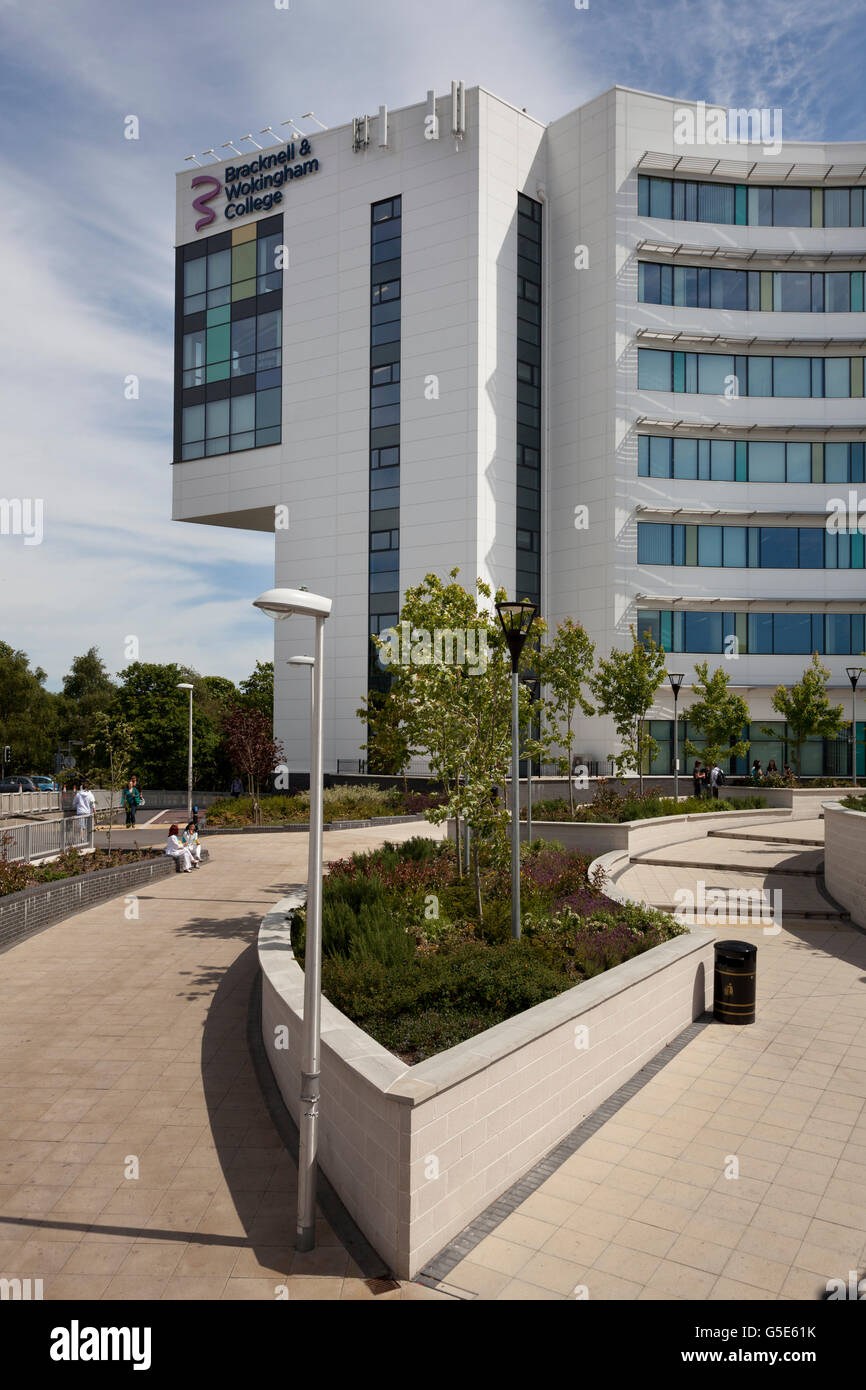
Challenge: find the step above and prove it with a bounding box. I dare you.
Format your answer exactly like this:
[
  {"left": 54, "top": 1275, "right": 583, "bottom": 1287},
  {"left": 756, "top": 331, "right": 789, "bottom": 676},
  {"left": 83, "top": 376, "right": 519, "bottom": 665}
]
[
  {"left": 628, "top": 855, "right": 822, "bottom": 877},
  {"left": 706, "top": 830, "right": 824, "bottom": 848}
]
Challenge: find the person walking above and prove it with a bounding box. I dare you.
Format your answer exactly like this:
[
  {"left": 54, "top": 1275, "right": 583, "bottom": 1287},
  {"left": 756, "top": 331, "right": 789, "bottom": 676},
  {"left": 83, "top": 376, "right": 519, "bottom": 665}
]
[
  {"left": 709, "top": 762, "right": 722, "bottom": 799},
  {"left": 230, "top": 776, "right": 243, "bottom": 799},
  {"left": 692, "top": 760, "right": 706, "bottom": 799},
  {"left": 72, "top": 782, "right": 95, "bottom": 819},
  {"left": 165, "top": 824, "right": 194, "bottom": 872},
  {"left": 122, "top": 778, "right": 142, "bottom": 828}
]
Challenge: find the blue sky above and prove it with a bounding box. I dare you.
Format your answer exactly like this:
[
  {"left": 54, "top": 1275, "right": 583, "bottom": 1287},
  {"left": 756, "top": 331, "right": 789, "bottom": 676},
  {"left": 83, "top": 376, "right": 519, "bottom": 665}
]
[{"left": 1, "top": 0, "right": 864, "bottom": 690}]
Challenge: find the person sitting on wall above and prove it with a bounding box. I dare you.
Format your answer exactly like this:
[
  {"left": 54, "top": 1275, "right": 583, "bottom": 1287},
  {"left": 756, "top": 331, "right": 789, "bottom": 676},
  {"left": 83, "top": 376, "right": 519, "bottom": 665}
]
[
  {"left": 766, "top": 759, "right": 779, "bottom": 775},
  {"left": 181, "top": 820, "right": 203, "bottom": 865},
  {"left": 751, "top": 760, "right": 764, "bottom": 783},
  {"left": 165, "top": 824, "right": 194, "bottom": 873}
]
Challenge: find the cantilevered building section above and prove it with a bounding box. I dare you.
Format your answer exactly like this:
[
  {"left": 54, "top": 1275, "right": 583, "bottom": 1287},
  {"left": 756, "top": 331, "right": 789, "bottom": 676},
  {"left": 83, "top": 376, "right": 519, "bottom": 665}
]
[{"left": 172, "top": 86, "right": 866, "bottom": 775}]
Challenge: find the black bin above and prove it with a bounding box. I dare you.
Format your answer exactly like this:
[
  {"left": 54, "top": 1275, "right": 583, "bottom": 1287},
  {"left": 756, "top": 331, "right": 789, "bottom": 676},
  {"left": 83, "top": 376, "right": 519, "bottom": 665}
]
[{"left": 713, "top": 940, "right": 757, "bottom": 1025}]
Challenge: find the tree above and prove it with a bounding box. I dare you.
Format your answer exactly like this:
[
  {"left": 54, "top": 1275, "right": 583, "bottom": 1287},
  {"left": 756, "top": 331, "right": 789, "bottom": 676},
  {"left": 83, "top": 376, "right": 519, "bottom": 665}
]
[
  {"left": 591, "top": 627, "right": 667, "bottom": 792},
  {"left": 370, "top": 569, "right": 545, "bottom": 917},
  {"left": 0, "top": 643, "right": 58, "bottom": 771},
  {"left": 683, "top": 663, "right": 751, "bottom": 771},
  {"left": 83, "top": 712, "right": 134, "bottom": 853},
  {"left": 536, "top": 618, "right": 595, "bottom": 814},
  {"left": 356, "top": 686, "right": 413, "bottom": 786},
  {"left": 769, "top": 654, "right": 846, "bottom": 775},
  {"left": 221, "top": 704, "right": 284, "bottom": 825},
  {"left": 57, "top": 647, "right": 116, "bottom": 756},
  {"left": 113, "top": 662, "right": 235, "bottom": 788},
  {"left": 239, "top": 661, "right": 274, "bottom": 721}
]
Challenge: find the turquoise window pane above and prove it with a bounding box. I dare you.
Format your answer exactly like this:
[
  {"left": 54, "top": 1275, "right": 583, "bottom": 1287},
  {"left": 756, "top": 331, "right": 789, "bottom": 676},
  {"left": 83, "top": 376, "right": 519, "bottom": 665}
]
[
  {"left": 735, "top": 441, "right": 747, "bottom": 481},
  {"left": 638, "top": 349, "right": 671, "bottom": 390},
  {"left": 853, "top": 533, "right": 865, "bottom": 568},
  {"left": 672, "top": 352, "right": 685, "bottom": 392},
  {"left": 205, "top": 361, "right": 229, "bottom": 383},
  {"left": 206, "top": 324, "right": 230, "bottom": 364},
  {"left": 852, "top": 273, "right": 864, "bottom": 312},
  {"left": 735, "top": 185, "right": 747, "bottom": 225},
  {"left": 825, "top": 357, "right": 850, "bottom": 398},
  {"left": 660, "top": 611, "right": 673, "bottom": 650},
  {"left": 206, "top": 305, "right": 230, "bottom": 326}
]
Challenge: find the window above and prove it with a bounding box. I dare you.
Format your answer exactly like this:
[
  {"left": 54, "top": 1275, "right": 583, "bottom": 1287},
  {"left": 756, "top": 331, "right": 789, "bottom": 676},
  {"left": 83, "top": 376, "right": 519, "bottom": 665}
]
[
  {"left": 638, "top": 349, "right": 672, "bottom": 390},
  {"left": 638, "top": 174, "right": 866, "bottom": 228},
  {"left": 749, "top": 441, "right": 785, "bottom": 482}
]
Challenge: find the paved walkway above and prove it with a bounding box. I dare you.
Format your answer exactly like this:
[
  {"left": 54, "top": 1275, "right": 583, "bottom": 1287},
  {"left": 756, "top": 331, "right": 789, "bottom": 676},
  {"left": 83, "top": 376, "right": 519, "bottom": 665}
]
[
  {"left": 422, "top": 815, "right": 866, "bottom": 1299},
  {"left": 0, "top": 824, "right": 449, "bottom": 1301}
]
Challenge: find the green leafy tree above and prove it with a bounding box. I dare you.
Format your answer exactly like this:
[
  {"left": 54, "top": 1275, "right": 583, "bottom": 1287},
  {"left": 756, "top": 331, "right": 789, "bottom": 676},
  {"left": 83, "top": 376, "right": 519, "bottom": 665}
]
[
  {"left": 57, "top": 647, "right": 116, "bottom": 757},
  {"left": 0, "top": 643, "right": 58, "bottom": 771},
  {"left": 239, "top": 661, "right": 274, "bottom": 721},
  {"left": 114, "top": 662, "right": 222, "bottom": 788},
  {"left": 370, "top": 569, "right": 545, "bottom": 917},
  {"left": 768, "top": 654, "right": 846, "bottom": 775},
  {"left": 683, "top": 663, "right": 751, "bottom": 771},
  {"left": 537, "top": 618, "right": 595, "bottom": 814},
  {"left": 83, "top": 712, "right": 135, "bottom": 853},
  {"left": 591, "top": 627, "right": 667, "bottom": 793},
  {"left": 356, "top": 686, "right": 413, "bottom": 786}
]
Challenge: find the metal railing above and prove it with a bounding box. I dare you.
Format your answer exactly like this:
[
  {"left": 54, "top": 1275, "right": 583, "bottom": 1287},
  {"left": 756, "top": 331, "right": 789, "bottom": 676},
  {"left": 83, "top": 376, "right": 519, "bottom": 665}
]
[
  {"left": 0, "top": 815, "right": 93, "bottom": 865},
  {"left": 0, "top": 791, "right": 61, "bottom": 818}
]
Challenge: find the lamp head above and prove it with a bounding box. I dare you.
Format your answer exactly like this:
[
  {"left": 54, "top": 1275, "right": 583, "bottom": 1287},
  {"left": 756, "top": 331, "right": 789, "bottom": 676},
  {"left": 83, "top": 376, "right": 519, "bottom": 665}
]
[
  {"left": 495, "top": 599, "right": 538, "bottom": 672},
  {"left": 667, "top": 672, "right": 685, "bottom": 697},
  {"left": 846, "top": 666, "right": 864, "bottom": 690},
  {"left": 253, "top": 588, "right": 332, "bottom": 620},
  {"left": 176, "top": 682, "right": 194, "bottom": 691},
  {"left": 288, "top": 655, "right": 315, "bottom": 666}
]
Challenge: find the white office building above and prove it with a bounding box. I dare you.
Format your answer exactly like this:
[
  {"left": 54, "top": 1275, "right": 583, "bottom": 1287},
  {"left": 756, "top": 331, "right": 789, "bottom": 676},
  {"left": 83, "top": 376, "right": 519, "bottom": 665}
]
[{"left": 173, "top": 85, "right": 866, "bottom": 777}]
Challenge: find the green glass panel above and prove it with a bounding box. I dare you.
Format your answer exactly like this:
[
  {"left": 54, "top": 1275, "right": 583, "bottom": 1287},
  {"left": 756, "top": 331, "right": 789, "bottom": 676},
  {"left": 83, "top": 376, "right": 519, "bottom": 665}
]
[
  {"left": 660, "top": 610, "right": 673, "bottom": 650},
  {"left": 206, "top": 324, "right": 230, "bottom": 364},
  {"left": 811, "top": 188, "right": 823, "bottom": 227},
  {"left": 852, "top": 357, "right": 865, "bottom": 398},
  {"left": 231, "top": 241, "right": 256, "bottom": 283},
  {"left": 672, "top": 352, "right": 685, "bottom": 392},
  {"left": 205, "top": 361, "right": 230, "bottom": 383},
  {"left": 852, "top": 273, "right": 864, "bottom": 312},
  {"left": 812, "top": 442, "right": 823, "bottom": 482},
  {"left": 736, "top": 612, "right": 748, "bottom": 654},
  {"left": 760, "top": 272, "right": 773, "bottom": 311},
  {"left": 206, "top": 305, "right": 231, "bottom": 326},
  {"left": 673, "top": 610, "right": 684, "bottom": 649},
  {"left": 735, "top": 185, "right": 747, "bottom": 225},
  {"left": 685, "top": 526, "right": 698, "bottom": 566},
  {"left": 231, "top": 277, "right": 256, "bottom": 302},
  {"left": 852, "top": 533, "right": 865, "bottom": 568},
  {"left": 735, "top": 440, "right": 747, "bottom": 481}
]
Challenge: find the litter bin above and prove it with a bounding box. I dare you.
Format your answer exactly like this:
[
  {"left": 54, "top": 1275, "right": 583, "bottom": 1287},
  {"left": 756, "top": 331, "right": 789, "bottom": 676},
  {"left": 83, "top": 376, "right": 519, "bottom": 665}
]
[{"left": 713, "top": 939, "right": 757, "bottom": 1025}]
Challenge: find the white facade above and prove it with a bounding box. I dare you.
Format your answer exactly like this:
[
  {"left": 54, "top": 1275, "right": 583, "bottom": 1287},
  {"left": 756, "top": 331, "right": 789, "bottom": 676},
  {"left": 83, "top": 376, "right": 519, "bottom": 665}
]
[{"left": 173, "top": 86, "right": 866, "bottom": 772}]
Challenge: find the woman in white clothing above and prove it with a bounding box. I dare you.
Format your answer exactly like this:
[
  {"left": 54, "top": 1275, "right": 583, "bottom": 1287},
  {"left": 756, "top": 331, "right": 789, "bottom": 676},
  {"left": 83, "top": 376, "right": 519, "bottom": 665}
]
[
  {"left": 165, "top": 823, "right": 193, "bottom": 872},
  {"left": 182, "top": 821, "right": 203, "bottom": 864}
]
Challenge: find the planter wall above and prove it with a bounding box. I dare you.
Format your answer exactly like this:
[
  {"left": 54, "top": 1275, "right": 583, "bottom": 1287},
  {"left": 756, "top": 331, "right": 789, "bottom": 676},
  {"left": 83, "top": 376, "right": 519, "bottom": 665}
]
[
  {"left": 259, "top": 899, "right": 714, "bottom": 1280},
  {"left": 721, "top": 786, "right": 851, "bottom": 817},
  {"left": 0, "top": 852, "right": 207, "bottom": 953},
  {"left": 823, "top": 802, "right": 866, "bottom": 930},
  {"left": 450, "top": 807, "right": 792, "bottom": 858}
]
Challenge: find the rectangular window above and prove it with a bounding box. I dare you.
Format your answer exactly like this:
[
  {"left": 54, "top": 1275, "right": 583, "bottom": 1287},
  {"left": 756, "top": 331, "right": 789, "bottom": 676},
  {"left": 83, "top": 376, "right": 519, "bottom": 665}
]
[
  {"left": 698, "top": 526, "right": 723, "bottom": 567},
  {"left": 672, "top": 437, "right": 697, "bottom": 479},
  {"left": 772, "top": 357, "right": 811, "bottom": 397},
  {"left": 637, "top": 523, "right": 672, "bottom": 564},
  {"left": 684, "top": 612, "right": 723, "bottom": 652},
  {"left": 638, "top": 349, "right": 671, "bottom": 390},
  {"left": 697, "top": 354, "right": 734, "bottom": 395},
  {"left": 773, "top": 613, "right": 812, "bottom": 653},
  {"left": 825, "top": 357, "right": 850, "bottom": 398},
  {"left": 825, "top": 273, "right": 851, "bottom": 313},
  {"left": 748, "top": 441, "right": 786, "bottom": 482},
  {"left": 759, "top": 528, "right": 797, "bottom": 568},
  {"left": 772, "top": 187, "right": 811, "bottom": 226}
]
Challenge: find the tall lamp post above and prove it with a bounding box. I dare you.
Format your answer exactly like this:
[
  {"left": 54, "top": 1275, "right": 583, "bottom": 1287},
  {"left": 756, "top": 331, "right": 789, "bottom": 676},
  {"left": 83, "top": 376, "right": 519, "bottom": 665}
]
[
  {"left": 846, "top": 667, "right": 864, "bottom": 787},
  {"left": 254, "top": 587, "right": 333, "bottom": 1254},
  {"left": 496, "top": 599, "right": 538, "bottom": 941},
  {"left": 522, "top": 672, "right": 539, "bottom": 845},
  {"left": 176, "top": 683, "right": 194, "bottom": 822},
  {"left": 667, "top": 672, "right": 684, "bottom": 803}
]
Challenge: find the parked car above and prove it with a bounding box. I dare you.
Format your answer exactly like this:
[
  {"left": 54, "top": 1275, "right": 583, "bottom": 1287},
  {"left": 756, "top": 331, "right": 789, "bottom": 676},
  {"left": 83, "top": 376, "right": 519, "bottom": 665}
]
[
  {"left": 0, "top": 775, "right": 39, "bottom": 792},
  {"left": 28, "top": 774, "right": 58, "bottom": 791}
]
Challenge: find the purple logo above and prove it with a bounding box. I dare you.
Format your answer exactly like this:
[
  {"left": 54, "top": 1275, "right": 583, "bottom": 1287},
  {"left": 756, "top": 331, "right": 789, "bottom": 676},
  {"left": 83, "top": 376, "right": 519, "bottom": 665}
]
[{"left": 191, "top": 175, "right": 221, "bottom": 231}]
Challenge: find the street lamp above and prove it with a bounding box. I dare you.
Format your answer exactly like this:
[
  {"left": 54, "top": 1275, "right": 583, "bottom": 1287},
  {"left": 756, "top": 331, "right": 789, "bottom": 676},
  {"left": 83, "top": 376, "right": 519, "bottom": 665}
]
[
  {"left": 522, "top": 672, "right": 539, "bottom": 845},
  {"left": 667, "top": 673, "right": 685, "bottom": 803},
  {"left": 496, "top": 599, "right": 538, "bottom": 941},
  {"left": 176, "top": 684, "right": 194, "bottom": 822},
  {"left": 254, "top": 588, "right": 332, "bottom": 1254},
  {"left": 846, "top": 667, "right": 864, "bottom": 787}
]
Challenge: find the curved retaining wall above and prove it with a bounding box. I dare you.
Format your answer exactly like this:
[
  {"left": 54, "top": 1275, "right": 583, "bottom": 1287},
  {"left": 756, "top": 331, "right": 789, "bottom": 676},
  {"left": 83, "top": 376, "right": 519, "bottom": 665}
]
[
  {"left": 259, "top": 898, "right": 714, "bottom": 1279},
  {"left": 0, "top": 852, "right": 208, "bottom": 953},
  {"left": 452, "top": 807, "right": 793, "bottom": 857},
  {"left": 823, "top": 802, "right": 866, "bottom": 930}
]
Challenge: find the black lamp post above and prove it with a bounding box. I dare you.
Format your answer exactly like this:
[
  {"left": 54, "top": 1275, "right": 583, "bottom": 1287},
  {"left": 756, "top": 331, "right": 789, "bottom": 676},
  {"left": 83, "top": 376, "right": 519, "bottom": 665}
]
[
  {"left": 496, "top": 599, "right": 538, "bottom": 940},
  {"left": 522, "top": 672, "right": 539, "bottom": 843},
  {"left": 846, "top": 667, "right": 864, "bottom": 787},
  {"left": 667, "top": 672, "right": 685, "bottom": 802}
]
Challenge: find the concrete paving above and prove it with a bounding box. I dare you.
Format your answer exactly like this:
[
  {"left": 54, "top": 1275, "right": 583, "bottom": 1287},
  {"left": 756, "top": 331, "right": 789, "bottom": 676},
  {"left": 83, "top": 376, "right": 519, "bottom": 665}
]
[
  {"left": 423, "top": 815, "right": 866, "bottom": 1300},
  {"left": 0, "top": 823, "right": 450, "bottom": 1301}
]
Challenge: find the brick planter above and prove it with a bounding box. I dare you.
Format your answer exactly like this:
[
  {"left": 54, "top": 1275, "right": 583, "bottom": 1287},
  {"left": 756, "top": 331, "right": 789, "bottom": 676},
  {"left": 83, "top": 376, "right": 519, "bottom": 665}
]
[{"left": 0, "top": 852, "right": 209, "bottom": 953}]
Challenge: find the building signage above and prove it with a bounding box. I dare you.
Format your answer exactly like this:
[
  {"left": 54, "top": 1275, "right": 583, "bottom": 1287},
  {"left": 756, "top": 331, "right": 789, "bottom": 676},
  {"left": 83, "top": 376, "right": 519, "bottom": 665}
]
[{"left": 191, "top": 139, "right": 320, "bottom": 230}]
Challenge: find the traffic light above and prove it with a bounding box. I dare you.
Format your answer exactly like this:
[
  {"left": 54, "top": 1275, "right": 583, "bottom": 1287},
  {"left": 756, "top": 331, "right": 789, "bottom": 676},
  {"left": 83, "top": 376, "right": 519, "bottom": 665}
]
[{"left": 2, "top": 746, "right": 10, "bottom": 765}]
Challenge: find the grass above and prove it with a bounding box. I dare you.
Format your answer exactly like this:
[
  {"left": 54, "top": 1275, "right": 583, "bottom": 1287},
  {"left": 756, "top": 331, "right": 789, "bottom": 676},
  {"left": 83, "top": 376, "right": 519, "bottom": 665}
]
[
  {"left": 291, "top": 837, "right": 685, "bottom": 1064},
  {"left": 206, "top": 783, "right": 441, "bottom": 827},
  {"left": 522, "top": 789, "right": 767, "bottom": 823}
]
